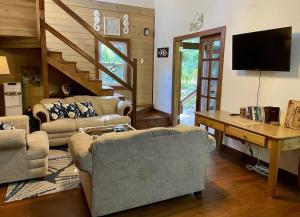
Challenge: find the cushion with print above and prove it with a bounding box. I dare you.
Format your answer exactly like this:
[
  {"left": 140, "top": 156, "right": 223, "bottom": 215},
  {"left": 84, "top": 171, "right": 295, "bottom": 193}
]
[
  {"left": 76, "top": 102, "right": 97, "bottom": 118},
  {"left": 43, "top": 101, "right": 66, "bottom": 121},
  {"left": 0, "top": 122, "right": 15, "bottom": 130},
  {"left": 62, "top": 103, "right": 81, "bottom": 119}
]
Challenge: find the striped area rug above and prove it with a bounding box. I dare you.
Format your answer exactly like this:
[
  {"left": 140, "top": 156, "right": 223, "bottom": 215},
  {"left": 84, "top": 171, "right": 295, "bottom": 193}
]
[{"left": 5, "top": 149, "right": 81, "bottom": 203}]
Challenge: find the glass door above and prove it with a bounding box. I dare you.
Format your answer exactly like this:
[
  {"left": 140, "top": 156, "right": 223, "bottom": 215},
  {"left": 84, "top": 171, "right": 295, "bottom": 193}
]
[{"left": 197, "top": 35, "right": 222, "bottom": 113}]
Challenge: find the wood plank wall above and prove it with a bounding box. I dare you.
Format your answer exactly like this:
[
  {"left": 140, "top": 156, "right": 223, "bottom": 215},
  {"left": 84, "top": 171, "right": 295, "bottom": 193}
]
[
  {"left": 0, "top": 0, "right": 38, "bottom": 37},
  {"left": 0, "top": 49, "right": 43, "bottom": 110},
  {"left": 45, "top": 0, "right": 154, "bottom": 105}
]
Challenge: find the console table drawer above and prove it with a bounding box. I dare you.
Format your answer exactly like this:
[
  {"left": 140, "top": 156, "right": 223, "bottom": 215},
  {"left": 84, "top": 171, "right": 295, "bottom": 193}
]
[
  {"left": 196, "top": 116, "right": 225, "bottom": 131},
  {"left": 225, "top": 126, "right": 266, "bottom": 147}
]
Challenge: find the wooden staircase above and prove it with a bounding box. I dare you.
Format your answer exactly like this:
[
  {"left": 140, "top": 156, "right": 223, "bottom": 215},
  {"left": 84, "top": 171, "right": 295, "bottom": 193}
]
[
  {"left": 47, "top": 51, "right": 113, "bottom": 96},
  {"left": 38, "top": 0, "right": 138, "bottom": 126}
]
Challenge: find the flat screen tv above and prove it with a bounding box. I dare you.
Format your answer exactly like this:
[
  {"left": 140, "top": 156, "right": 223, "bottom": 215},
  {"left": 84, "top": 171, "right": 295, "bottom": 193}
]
[{"left": 232, "top": 27, "right": 292, "bottom": 71}]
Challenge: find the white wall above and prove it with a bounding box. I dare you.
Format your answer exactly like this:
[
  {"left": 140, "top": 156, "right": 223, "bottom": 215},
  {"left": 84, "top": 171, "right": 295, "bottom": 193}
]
[
  {"left": 98, "top": 0, "right": 154, "bottom": 8},
  {"left": 154, "top": 0, "right": 300, "bottom": 174}
]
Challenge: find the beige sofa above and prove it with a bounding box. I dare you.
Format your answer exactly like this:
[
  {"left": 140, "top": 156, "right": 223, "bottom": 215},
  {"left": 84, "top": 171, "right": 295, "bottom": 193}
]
[
  {"left": 69, "top": 125, "right": 216, "bottom": 217},
  {"left": 0, "top": 115, "right": 49, "bottom": 184},
  {"left": 33, "top": 96, "right": 132, "bottom": 147}
]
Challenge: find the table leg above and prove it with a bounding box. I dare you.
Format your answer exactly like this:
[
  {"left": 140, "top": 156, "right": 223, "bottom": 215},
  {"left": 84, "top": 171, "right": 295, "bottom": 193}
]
[
  {"left": 215, "top": 130, "right": 223, "bottom": 151},
  {"left": 267, "top": 139, "right": 281, "bottom": 197}
]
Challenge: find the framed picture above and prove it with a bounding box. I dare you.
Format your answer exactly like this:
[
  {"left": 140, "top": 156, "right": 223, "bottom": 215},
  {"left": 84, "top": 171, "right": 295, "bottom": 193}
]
[
  {"left": 21, "top": 66, "right": 41, "bottom": 87},
  {"left": 104, "top": 17, "right": 121, "bottom": 36},
  {"left": 285, "top": 100, "right": 300, "bottom": 130}
]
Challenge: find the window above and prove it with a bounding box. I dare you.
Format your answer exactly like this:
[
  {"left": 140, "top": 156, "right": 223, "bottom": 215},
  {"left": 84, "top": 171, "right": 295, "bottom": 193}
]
[{"left": 98, "top": 40, "right": 129, "bottom": 86}]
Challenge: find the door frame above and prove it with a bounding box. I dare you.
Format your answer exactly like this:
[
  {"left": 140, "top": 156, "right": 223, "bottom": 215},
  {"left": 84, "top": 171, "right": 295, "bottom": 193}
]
[{"left": 171, "top": 26, "right": 226, "bottom": 126}]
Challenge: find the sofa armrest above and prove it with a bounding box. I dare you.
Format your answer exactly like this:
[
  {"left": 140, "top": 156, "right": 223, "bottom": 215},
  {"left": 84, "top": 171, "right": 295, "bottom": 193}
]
[
  {"left": 208, "top": 134, "right": 216, "bottom": 152},
  {"left": 26, "top": 131, "right": 49, "bottom": 160},
  {"left": 117, "top": 100, "right": 133, "bottom": 116},
  {"left": 68, "top": 133, "right": 93, "bottom": 174},
  {"left": 0, "top": 129, "right": 26, "bottom": 150},
  {"left": 33, "top": 104, "right": 50, "bottom": 124},
  {"left": 0, "top": 115, "right": 29, "bottom": 133}
]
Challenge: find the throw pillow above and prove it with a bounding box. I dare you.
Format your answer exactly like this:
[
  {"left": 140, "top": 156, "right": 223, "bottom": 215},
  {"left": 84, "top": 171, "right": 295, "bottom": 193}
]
[
  {"left": 0, "top": 122, "right": 15, "bottom": 130},
  {"left": 76, "top": 102, "right": 97, "bottom": 118},
  {"left": 62, "top": 103, "right": 81, "bottom": 119},
  {"left": 43, "top": 101, "right": 66, "bottom": 121}
]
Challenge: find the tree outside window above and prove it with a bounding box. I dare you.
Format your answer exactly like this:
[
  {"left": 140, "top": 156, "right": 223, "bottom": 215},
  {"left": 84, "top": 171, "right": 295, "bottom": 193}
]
[{"left": 98, "top": 41, "right": 128, "bottom": 86}]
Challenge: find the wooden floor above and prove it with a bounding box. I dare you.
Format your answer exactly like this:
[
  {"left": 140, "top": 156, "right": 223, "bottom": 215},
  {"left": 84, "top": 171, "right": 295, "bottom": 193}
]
[{"left": 1, "top": 148, "right": 300, "bottom": 217}]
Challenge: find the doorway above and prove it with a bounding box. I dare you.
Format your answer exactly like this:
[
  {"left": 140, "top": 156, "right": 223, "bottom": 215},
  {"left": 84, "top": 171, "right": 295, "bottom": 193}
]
[{"left": 172, "top": 27, "right": 226, "bottom": 126}]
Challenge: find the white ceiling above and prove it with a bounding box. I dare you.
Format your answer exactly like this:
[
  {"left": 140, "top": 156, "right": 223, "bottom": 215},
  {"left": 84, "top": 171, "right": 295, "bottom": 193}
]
[{"left": 97, "top": 0, "right": 155, "bottom": 8}]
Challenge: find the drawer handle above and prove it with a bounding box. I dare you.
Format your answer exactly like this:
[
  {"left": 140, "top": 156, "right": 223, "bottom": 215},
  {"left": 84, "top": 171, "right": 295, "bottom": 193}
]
[{"left": 243, "top": 135, "right": 247, "bottom": 140}]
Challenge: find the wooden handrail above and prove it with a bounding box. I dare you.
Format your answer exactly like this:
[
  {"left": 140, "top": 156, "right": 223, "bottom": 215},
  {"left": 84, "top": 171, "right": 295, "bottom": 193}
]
[
  {"left": 52, "top": 0, "right": 136, "bottom": 68},
  {"left": 180, "top": 89, "right": 197, "bottom": 114},
  {"left": 45, "top": 23, "right": 133, "bottom": 91}
]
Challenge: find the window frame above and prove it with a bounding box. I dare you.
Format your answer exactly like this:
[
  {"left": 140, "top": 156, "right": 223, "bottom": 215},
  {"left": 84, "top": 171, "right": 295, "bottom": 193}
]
[{"left": 95, "top": 37, "right": 131, "bottom": 89}]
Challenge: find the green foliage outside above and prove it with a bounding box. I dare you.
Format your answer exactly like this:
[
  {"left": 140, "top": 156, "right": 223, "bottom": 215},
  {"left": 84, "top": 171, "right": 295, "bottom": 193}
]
[{"left": 180, "top": 38, "right": 199, "bottom": 113}]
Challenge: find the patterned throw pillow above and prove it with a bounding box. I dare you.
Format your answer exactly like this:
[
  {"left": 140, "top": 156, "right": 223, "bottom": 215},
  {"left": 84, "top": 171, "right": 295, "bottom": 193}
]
[
  {"left": 43, "top": 101, "right": 66, "bottom": 121},
  {"left": 62, "top": 103, "right": 81, "bottom": 119},
  {"left": 0, "top": 122, "right": 15, "bottom": 130},
  {"left": 76, "top": 102, "right": 97, "bottom": 118}
]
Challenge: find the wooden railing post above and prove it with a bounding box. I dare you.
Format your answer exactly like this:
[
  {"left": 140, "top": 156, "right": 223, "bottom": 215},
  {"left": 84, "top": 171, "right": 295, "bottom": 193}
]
[
  {"left": 39, "top": 0, "right": 49, "bottom": 98},
  {"left": 132, "top": 59, "right": 138, "bottom": 127}
]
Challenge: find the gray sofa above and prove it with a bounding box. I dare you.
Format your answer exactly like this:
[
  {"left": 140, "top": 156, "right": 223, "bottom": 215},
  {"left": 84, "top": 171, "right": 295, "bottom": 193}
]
[
  {"left": 69, "top": 125, "right": 216, "bottom": 217},
  {"left": 33, "top": 95, "right": 132, "bottom": 147},
  {"left": 0, "top": 115, "right": 49, "bottom": 184}
]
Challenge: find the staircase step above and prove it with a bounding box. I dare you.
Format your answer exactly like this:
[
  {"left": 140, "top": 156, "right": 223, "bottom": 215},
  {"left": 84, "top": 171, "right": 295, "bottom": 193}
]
[
  {"left": 47, "top": 51, "right": 62, "bottom": 62},
  {"left": 137, "top": 104, "right": 154, "bottom": 117},
  {"left": 136, "top": 109, "right": 171, "bottom": 129}
]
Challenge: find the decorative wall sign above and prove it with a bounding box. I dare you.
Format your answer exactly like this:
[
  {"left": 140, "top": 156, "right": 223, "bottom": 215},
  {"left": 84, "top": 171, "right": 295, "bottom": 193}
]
[
  {"left": 123, "top": 14, "right": 129, "bottom": 34},
  {"left": 93, "top": 10, "right": 101, "bottom": 32},
  {"left": 104, "top": 17, "right": 121, "bottom": 36},
  {"left": 190, "top": 12, "right": 204, "bottom": 32},
  {"left": 157, "top": 47, "right": 169, "bottom": 58}
]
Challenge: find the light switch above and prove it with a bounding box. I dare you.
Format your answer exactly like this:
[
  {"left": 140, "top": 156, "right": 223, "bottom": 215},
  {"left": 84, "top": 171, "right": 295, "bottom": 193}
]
[{"left": 141, "top": 58, "right": 144, "bottom": 64}]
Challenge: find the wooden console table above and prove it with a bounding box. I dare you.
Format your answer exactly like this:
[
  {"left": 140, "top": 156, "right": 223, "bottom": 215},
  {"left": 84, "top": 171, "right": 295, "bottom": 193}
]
[{"left": 195, "top": 110, "right": 300, "bottom": 197}]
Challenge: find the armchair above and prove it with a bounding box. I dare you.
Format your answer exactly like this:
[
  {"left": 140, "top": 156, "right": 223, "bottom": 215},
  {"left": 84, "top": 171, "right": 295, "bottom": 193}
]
[{"left": 0, "top": 115, "right": 49, "bottom": 184}]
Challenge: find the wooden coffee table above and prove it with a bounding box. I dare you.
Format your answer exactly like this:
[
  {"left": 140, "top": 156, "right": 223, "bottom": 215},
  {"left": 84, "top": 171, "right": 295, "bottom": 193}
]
[{"left": 79, "top": 124, "right": 135, "bottom": 137}]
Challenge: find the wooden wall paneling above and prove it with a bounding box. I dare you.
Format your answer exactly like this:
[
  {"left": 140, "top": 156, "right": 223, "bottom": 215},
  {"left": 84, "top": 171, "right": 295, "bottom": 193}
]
[
  {"left": 0, "top": 48, "right": 43, "bottom": 111},
  {"left": 0, "top": 0, "right": 38, "bottom": 37},
  {"left": 44, "top": 0, "right": 154, "bottom": 105}
]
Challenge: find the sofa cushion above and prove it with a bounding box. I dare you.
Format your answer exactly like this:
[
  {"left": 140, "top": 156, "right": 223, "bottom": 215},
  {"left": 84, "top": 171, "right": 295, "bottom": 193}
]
[
  {"left": 62, "top": 103, "right": 81, "bottom": 119},
  {"left": 40, "top": 98, "right": 63, "bottom": 104},
  {"left": 43, "top": 102, "right": 66, "bottom": 121},
  {"left": 74, "top": 117, "right": 105, "bottom": 130},
  {"left": 76, "top": 102, "right": 97, "bottom": 118},
  {"left": 100, "top": 114, "right": 131, "bottom": 125},
  {"left": 41, "top": 118, "right": 76, "bottom": 134},
  {"left": 85, "top": 96, "right": 118, "bottom": 115}
]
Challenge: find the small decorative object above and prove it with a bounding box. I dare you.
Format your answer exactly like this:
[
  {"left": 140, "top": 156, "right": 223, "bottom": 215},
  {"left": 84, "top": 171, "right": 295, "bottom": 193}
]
[
  {"left": 114, "top": 124, "right": 126, "bottom": 132},
  {"left": 190, "top": 12, "right": 204, "bottom": 32},
  {"left": 123, "top": 14, "right": 129, "bottom": 34},
  {"left": 240, "top": 107, "right": 246, "bottom": 118},
  {"left": 285, "top": 100, "right": 300, "bottom": 130},
  {"left": 21, "top": 66, "right": 41, "bottom": 87},
  {"left": 144, "top": 28, "right": 149, "bottom": 36},
  {"left": 157, "top": 47, "right": 169, "bottom": 58},
  {"left": 93, "top": 10, "right": 101, "bottom": 32},
  {"left": 61, "top": 83, "right": 71, "bottom": 96},
  {"left": 104, "top": 17, "right": 121, "bottom": 36},
  {"left": 0, "top": 121, "right": 15, "bottom": 130}
]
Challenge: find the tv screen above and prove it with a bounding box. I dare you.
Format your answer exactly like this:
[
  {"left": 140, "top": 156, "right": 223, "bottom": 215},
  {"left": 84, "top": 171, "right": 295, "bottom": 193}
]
[{"left": 232, "top": 27, "right": 292, "bottom": 71}]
